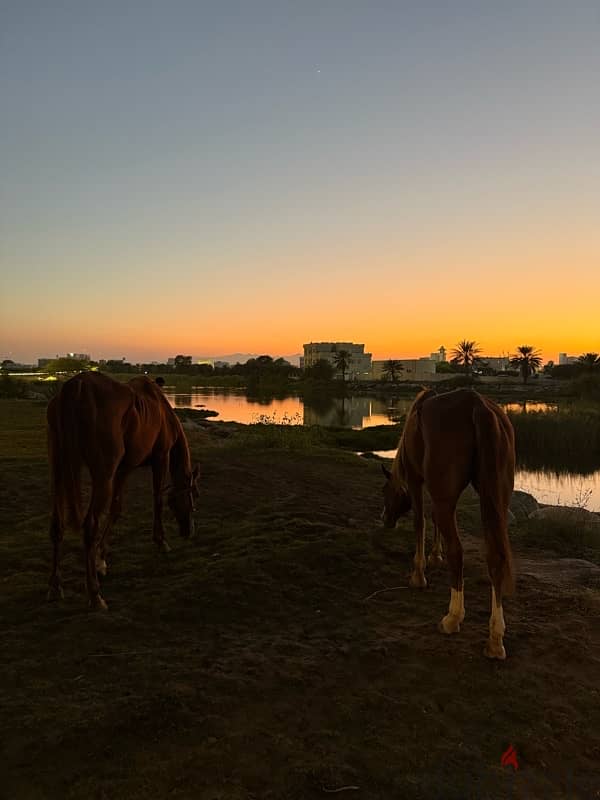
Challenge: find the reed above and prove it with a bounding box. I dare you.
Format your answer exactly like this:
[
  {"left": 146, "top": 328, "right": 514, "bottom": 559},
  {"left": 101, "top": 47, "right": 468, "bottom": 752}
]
[{"left": 509, "top": 408, "right": 600, "bottom": 474}]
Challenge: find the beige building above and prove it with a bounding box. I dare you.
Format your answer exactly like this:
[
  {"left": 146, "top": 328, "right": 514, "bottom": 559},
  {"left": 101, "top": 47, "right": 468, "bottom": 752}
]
[
  {"left": 371, "top": 358, "right": 437, "bottom": 382},
  {"left": 303, "top": 342, "right": 372, "bottom": 380}
]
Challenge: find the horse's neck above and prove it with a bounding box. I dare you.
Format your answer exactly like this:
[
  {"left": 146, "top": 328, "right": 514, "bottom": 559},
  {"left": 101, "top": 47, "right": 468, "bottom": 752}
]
[
  {"left": 169, "top": 435, "right": 191, "bottom": 482},
  {"left": 392, "top": 439, "right": 407, "bottom": 488}
]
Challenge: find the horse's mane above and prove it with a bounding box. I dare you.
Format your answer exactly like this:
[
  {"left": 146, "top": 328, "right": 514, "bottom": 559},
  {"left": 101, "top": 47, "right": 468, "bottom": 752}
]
[{"left": 391, "top": 388, "right": 436, "bottom": 491}]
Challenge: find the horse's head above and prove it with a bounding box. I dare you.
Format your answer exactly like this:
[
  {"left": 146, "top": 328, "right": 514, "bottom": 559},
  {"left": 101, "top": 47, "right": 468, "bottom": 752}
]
[
  {"left": 168, "top": 465, "right": 200, "bottom": 538},
  {"left": 381, "top": 463, "right": 412, "bottom": 528}
]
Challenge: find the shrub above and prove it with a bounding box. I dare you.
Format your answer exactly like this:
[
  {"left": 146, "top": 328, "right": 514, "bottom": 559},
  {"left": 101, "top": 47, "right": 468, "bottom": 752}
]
[{"left": 571, "top": 373, "right": 600, "bottom": 402}]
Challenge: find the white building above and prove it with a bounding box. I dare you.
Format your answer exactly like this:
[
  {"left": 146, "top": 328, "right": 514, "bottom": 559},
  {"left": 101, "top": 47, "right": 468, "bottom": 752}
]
[
  {"left": 479, "top": 356, "right": 510, "bottom": 372},
  {"left": 558, "top": 353, "right": 578, "bottom": 365},
  {"left": 302, "top": 342, "right": 372, "bottom": 379}
]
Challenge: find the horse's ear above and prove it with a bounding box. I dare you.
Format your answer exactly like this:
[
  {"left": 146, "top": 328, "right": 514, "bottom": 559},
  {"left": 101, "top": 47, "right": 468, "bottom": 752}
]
[{"left": 381, "top": 464, "right": 392, "bottom": 480}]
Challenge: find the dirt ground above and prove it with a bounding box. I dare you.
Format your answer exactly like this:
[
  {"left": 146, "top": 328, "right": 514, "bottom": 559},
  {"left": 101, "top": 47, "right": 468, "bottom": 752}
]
[{"left": 1, "top": 402, "right": 599, "bottom": 799}]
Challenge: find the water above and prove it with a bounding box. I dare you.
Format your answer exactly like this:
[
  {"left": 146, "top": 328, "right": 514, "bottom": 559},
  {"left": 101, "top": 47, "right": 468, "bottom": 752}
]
[
  {"left": 166, "top": 388, "right": 412, "bottom": 428},
  {"left": 366, "top": 450, "right": 600, "bottom": 512},
  {"left": 165, "top": 389, "right": 600, "bottom": 511}
]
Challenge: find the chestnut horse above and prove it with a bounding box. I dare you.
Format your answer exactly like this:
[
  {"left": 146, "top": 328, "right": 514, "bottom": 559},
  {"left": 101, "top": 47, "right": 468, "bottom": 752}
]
[
  {"left": 381, "top": 388, "right": 515, "bottom": 659},
  {"left": 47, "top": 372, "right": 199, "bottom": 609}
]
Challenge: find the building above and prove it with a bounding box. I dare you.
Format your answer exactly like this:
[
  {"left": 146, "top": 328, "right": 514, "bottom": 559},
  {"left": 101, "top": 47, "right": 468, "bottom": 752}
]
[
  {"left": 302, "top": 342, "right": 372, "bottom": 380},
  {"left": 479, "top": 356, "right": 510, "bottom": 372},
  {"left": 558, "top": 353, "right": 578, "bottom": 365},
  {"left": 371, "top": 358, "right": 437, "bottom": 382},
  {"left": 429, "top": 346, "right": 447, "bottom": 363}
]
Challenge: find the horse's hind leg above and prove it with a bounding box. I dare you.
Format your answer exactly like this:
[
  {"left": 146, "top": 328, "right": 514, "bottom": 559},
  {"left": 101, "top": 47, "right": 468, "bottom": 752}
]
[
  {"left": 484, "top": 532, "right": 510, "bottom": 660},
  {"left": 84, "top": 477, "right": 113, "bottom": 610},
  {"left": 435, "top": 504, "right": 465, "bottom": 634},
  {"left": 47, "top": 508, "right": 65, "bottom": 601},
  {"left": 427, "top": 512, "right": 444, "bottom": 568},
  {"left": 97, "top": 466, "right": 128, "bottom": 575},
  {"left": 484, "top": 586, "right": 507, "bottom": 660}
]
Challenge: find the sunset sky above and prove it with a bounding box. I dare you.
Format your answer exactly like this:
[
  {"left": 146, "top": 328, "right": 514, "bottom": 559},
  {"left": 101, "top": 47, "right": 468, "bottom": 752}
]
[{"left": 2, "top": 2, "right": 599, "bottom": 364}]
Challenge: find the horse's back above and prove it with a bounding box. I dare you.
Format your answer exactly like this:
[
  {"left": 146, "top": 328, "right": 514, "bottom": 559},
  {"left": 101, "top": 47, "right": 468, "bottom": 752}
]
[
  {"left": 407, "top": 389, "right": 513, "bottom": 491},
  {"left": 51, "top": 372, "right": 136, "bottom": 466}
]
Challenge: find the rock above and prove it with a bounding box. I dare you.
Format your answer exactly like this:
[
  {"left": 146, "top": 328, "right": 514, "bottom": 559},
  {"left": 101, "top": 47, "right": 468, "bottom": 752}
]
[
  {"left": 528, "top": 506, "right": 600, "bottom": 532},
  {"left": 510, "top": 490, "right": 539, "bottom": 521}
]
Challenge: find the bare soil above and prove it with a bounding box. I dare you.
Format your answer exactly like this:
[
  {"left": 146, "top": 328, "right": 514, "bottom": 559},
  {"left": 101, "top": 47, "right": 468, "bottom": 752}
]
[{"left": 1, "top": 402, "right": 599, "bottom": 799}]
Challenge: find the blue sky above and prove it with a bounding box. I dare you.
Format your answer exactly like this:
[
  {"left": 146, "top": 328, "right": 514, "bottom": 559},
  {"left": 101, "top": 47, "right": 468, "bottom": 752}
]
[{"left": 2, "top": 1, "right": 599, "bottom": 361}]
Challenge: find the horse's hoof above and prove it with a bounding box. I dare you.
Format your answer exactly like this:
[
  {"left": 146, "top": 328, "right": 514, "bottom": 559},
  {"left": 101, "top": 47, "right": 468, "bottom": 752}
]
[
  {"left": 409, "top": 572, "right": 427, "bottom": 589},
  {"left": 96, "top": 559, "right": 108, "bottom": 576},
  {"left": 47, "top": 585, "right": 64, "bottom": 602},
  {"left": 484, "top": 641, "right": 507, "bottom": 660},
  {"left": 439, "top": 613, "right": 462, "bottom": 634},
  {"left": 89, "top": 594, "right": 108, "bottom": 611}
]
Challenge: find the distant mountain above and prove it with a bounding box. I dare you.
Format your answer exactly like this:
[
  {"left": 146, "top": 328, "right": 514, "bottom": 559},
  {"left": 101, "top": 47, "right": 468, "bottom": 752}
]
[{"left": 194, "top": 353, "right": 302, "bottom": 367}]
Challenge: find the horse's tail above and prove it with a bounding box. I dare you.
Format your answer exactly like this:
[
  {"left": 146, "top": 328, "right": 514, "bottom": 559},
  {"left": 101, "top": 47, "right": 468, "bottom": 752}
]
[
  {"left": 48, "top": 377, "right": 84, "bottom": 530},
  {"left": 473, "top": 399, "right": 515, "bottom": 596}
]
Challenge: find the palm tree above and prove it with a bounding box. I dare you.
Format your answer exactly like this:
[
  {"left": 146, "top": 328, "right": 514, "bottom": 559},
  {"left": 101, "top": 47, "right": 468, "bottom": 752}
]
[
  {"left": 332, "top": 349, "right": 351, "bottom": 382},
  {"left": 382, "top": 359, "right": 403, "bottom": 383},
  {"left": 577, "top": 352, "right": 600, "bottom": 372},
  {"left": 510, "top": 345, "right": 543, "bottom": 384},
  {"left": 451, "top": 340, "right": 481, "bottom": 376}
]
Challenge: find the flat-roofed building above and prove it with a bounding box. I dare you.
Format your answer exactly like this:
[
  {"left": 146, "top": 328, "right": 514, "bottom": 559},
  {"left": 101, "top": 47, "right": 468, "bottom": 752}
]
[
  {"left": 302, "top": 342, "right": 372, "bottom": 380},
  {"left": 372, "top": 358, "right": 437, "bottom": 381},
  {"left": 479, "top": 356, "right": 510, "bottom": 372},
  {"left": 558, "top": 352, "right": 578, "bottom": 365}
]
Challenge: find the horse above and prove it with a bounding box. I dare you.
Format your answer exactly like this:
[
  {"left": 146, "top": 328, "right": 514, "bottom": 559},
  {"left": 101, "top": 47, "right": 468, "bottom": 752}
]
[
  {"left": 46, "top": 371, "right": 199, "bottom": 609},
  {"left": 381, "top": 388, "right": 515, "bottom": 659}
]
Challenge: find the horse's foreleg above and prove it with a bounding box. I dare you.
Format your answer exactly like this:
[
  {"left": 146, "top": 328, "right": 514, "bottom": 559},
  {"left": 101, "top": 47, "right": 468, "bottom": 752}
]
[
  {"left": 409, "top": 484, "right": 427, "bottom": 588},
  {"left": 435, "top": 505, "right": 464, "bottom": 634},
  {"left": 427, "top": 511, "right": 444, "bottom": 568},
  {"left": 47, "top": 508, "right": 65, "bottom": 601},
  {"left": 152, "top": 457, "right": 171, "bottom": 553}
]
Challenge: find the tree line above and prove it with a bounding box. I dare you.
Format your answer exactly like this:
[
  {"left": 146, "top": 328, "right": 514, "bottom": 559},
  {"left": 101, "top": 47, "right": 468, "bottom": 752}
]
[{"left": 4, "top": 346, "right": 599, "bottom": 387}]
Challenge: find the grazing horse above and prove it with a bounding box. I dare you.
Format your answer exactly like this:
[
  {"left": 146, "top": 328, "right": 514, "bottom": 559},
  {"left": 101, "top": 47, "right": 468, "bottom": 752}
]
[
  {"left": 47, "top": 371, "right": 199, "bottom": 609},
  {"left": 381, "top": 388, "right": 515, "bottom": 659}
]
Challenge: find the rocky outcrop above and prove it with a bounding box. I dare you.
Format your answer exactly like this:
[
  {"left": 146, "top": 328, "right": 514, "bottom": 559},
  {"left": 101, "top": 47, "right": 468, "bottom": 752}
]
[
  {"left": 510, "top": 490, "right": 539, "bottom": 521},
  {"left": 528, "top": 506, "right": 600, "bottom": 531}
]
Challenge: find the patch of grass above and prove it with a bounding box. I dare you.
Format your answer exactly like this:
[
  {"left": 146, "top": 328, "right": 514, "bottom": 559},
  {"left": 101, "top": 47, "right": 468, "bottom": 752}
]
[
  {"left": 512, "top": 513, "right": 600, "bottom": 564},
  {"left": 320, "top": 423, "right": 403, "bottom": 452}
]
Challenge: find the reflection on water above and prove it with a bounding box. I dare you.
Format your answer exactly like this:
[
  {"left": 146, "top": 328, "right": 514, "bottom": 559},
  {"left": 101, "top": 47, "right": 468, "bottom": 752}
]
[
  {"left": 165, "top": 390, "right": 551, "bottom": 429},
  {"left": 165, "top": 389, "right": 412, "bottom": 428},
  {"left": 303, "top": 396, "right": 411, "bottom": 428},
  {"left": 166, "top": 389, "right": 303, "bottom": 424},
  {"left": 514, "top": 469, "right": 600, "bottom": 512},
  {"left": 502, "top": 401, "right": 559, "bottom": 414}
]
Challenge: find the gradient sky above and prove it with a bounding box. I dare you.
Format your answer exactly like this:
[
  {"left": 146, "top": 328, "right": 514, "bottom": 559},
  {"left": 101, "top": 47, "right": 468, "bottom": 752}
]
[{"left": 2, "top": 1, "right": 599, "bottom": 363}]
